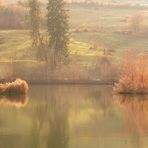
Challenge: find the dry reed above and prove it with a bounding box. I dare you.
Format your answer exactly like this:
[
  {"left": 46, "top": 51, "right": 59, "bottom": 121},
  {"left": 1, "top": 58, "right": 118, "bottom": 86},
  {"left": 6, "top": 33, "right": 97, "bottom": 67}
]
[
  {"left": 0, "top": 79, "right": 29, "bottom": 95},
  {"left": 113, "top": 52, "right": 148, "bottom": 94}
]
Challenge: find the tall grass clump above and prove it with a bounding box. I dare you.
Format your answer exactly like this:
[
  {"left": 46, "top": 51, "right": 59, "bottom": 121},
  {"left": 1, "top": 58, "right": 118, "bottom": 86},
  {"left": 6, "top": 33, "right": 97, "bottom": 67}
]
[
  {"left": 113, "top": 51, "right": 148, "bottom": 94},
  {"left": 0, "top": 79, "right": 29, "bottom": 95}
]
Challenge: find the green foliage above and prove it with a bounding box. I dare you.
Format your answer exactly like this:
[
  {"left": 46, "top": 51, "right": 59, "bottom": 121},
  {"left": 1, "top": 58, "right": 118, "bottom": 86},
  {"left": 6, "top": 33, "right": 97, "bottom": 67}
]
[
  {"left": 47, "top": 0, "right": 69, "bottom": 69},
  {"left": 0, "top": 4, "right": 26, "bottom": 29},
  {"left": 28, "top": 0, "right": 47, "bottom": 61},
  {"left": 28, "top": 0, "right": 41, "bottom": 48}
]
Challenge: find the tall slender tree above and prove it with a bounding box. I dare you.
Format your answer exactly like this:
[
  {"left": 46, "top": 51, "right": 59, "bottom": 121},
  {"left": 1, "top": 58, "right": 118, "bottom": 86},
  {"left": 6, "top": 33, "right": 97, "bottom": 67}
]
[
  {"left": 47, "top": 0, "right": 69, "bottom": 70},
  {"left": 28, "top": 0, "right": 40, "bottom": 48}
]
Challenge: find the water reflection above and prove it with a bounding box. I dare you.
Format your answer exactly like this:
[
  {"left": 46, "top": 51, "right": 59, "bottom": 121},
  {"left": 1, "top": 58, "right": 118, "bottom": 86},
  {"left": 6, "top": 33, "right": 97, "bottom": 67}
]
[
  {"left": 0, "top": 94, "right": 29, "bottom": 108},
  {"left": 1, "top": 85, "right": 148, "bottom": 148},
  {"left": 29, "top": 85, "right": 114, "bottom": 148},
  {"left": 29, "top": 86, "right": 69, "bottom": 148},
  {"left": 114, "top": 95, "right": 148, "bottom": 135},
  {"left": 89, "top": 86, "right": 112, "bottom": 117},
  {"left": 46, "top": 96, "right": 69, "bottom": 148}
]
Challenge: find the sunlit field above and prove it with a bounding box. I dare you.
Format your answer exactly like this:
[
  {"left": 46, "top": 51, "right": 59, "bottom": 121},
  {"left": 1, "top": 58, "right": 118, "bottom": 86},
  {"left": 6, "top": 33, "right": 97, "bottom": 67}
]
[{"left": 1, "top": 5, "right": 148, "bottom": 63}]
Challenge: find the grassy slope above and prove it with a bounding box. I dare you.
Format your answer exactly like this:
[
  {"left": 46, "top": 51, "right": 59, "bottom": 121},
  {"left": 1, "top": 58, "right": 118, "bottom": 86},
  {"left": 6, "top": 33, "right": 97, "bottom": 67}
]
[
  {"left": 0, "top": 30, "right": 32, "bottom": 59},
  {"left": 0, "top": 5, "right": 148, "bottom": 68},
  {"left": 70, "top": 5, "right": 148, "bottom": 55}
]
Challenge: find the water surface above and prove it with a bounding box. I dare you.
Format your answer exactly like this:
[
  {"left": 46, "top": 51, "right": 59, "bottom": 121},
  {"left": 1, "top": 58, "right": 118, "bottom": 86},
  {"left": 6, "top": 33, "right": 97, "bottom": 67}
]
[{"left": 0, "top": 85, "right": 148, "bottom": 148}]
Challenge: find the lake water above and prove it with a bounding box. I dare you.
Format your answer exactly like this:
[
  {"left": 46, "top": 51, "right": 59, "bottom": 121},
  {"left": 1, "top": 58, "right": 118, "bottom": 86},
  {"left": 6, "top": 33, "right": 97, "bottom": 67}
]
[{"left": 0, "top": 85, "right": 148, "bottom": 148}]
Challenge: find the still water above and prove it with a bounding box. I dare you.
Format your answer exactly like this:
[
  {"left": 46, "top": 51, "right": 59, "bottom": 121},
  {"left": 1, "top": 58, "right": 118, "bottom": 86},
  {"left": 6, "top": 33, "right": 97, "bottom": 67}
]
[{"left": 0, "top": 85, "right": 148, "bottom": 148}]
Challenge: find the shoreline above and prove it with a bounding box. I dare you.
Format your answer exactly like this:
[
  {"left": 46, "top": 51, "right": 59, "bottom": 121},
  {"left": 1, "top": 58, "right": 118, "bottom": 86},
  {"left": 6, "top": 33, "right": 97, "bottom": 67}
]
[
  {"left": 27, "top": 80, "right": 115, "bottom": 85},
  {"left": 0, "top": 79, "right": 115, "bottom": 85}
]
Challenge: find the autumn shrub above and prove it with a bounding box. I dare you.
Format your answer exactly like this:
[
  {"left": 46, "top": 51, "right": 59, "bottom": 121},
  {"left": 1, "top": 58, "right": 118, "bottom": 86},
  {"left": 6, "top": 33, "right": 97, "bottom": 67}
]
[
  {"left": 113, "top": 52, "right": 148, "bottom": 94},
  {"left": 0, "top": 79, "right": 29, "bottom": 95}
]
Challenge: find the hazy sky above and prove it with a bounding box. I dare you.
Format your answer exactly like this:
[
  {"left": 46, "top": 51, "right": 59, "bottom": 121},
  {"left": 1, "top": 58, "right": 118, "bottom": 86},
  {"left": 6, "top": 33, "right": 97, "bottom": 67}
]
[{"left": 5, "top": 0, "right": 148, "bottom": 4}]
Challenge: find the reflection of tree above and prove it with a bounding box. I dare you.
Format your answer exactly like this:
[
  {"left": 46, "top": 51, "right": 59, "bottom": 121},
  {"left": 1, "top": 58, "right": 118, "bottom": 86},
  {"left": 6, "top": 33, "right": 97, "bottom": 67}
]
[
  {"left": 29, "top": 86, "right": 69, "bottom": 148},
  {"left": 30, "top": 104, "right": 47, "bottom": 148},
  {"left": 46, "top": 89, "right": 69, "bottom": 148},
  {"left": 89, "top": 86, "right": 112, "bottom": 117},
  {"left": 30, "top": 120, "right": 41, "bottom": 148},
  {"left": 114, "top": 95, "right": 148, "bottom": 148}
]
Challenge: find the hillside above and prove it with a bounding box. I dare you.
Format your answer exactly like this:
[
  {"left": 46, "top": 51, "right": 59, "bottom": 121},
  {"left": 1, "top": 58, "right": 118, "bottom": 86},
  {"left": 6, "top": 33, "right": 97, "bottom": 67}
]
[
  {"left": 1, "top": 5, "right": 148, "bottom": 59},
  {"left": 1, "top": 2, "right": 148, "bottom": 82}
]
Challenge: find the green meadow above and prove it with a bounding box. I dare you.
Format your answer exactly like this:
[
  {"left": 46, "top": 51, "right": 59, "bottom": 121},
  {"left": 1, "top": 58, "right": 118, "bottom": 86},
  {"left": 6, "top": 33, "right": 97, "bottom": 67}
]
[{"left": 0, "top": 4, "right": 148, "bottom": 68}]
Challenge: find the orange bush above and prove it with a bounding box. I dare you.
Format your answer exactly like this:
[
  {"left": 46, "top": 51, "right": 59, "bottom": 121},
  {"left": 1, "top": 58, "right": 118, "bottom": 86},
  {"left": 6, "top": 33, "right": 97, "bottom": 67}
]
[
  {"left": 0, "top": 79, "right": 29, "bottom": 95},
  {"left": 113, "top": 52, "right": 148, "bottom": 94}
]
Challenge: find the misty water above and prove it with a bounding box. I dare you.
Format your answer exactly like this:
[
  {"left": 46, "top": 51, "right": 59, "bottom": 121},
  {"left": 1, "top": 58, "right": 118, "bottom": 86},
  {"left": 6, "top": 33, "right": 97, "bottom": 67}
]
[{"left": 0, "top": 85, "right": 148, "bottom": 148}]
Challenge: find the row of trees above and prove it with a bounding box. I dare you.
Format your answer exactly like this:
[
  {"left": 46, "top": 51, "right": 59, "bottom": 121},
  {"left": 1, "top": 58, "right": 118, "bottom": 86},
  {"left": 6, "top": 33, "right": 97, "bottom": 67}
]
[
  {"left": 0, "top": 2, "right": 27, "bottom": 29},
  {"left": 28, "top": 0, "right": 69, "bottom": 70}
]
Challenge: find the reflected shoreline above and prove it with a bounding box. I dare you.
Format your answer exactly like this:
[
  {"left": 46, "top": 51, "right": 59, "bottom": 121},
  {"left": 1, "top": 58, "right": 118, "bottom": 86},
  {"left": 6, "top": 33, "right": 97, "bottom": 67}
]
[
  {"left": 0, "top": 94, "right": 29, "bottom": 108},
  {"left": 113, "top": 94, "right": 148, "bottom": 135}
]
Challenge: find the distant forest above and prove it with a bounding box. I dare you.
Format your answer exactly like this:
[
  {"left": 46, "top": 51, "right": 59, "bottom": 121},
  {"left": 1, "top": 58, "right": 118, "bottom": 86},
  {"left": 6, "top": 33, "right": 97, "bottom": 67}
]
[{"left": 0, "top": 0, "right": 148, "bottom": 30}]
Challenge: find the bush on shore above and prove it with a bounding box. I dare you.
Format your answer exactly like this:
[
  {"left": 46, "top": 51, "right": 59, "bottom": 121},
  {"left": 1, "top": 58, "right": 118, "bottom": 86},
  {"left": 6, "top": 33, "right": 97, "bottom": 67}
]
[
  {"left": 113, "top": 52, "right": 148, "bottom": 94},
  {"left": 0, "top": 79, "right": 29, "bottom": 95}
]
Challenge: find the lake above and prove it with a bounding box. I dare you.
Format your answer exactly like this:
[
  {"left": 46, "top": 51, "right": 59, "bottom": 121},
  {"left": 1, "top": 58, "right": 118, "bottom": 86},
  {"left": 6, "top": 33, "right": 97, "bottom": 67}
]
[{"left": 0, "top": 85, "right": 148, "bottom": 148}]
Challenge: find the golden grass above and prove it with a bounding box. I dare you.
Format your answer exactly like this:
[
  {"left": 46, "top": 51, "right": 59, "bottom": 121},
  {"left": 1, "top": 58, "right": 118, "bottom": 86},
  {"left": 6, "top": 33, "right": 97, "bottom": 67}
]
[{"left": 0, "top": 79, "right": 29, "bottom": 95}]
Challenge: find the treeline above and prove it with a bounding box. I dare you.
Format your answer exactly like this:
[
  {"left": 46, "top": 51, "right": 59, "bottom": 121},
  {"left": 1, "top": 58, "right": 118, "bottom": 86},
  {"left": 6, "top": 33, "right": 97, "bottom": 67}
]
[
  {"left": 1, "top": 0, "right": 148, "bottom": 30},
  {"left": 0, "top": 1, "right": 46, "bottom": 30},
  {"left": 0, "top": 2, "right": 28, "bottom": 29},
  {"left": 29, "top": 0, "right": 69, "bottom": 70},
  {"left": 70, "top": 1, "right": 148, "bottom": 9}
]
